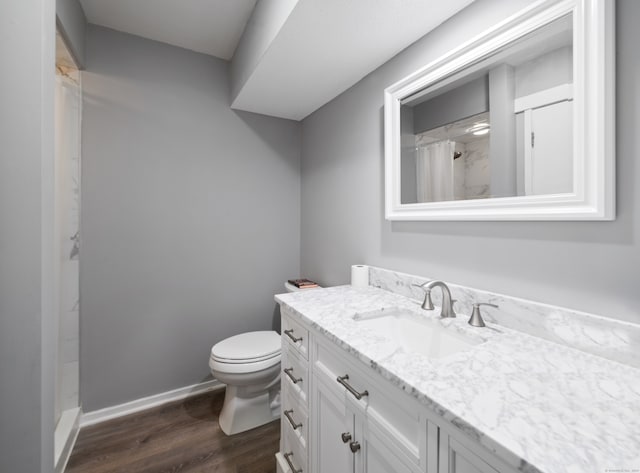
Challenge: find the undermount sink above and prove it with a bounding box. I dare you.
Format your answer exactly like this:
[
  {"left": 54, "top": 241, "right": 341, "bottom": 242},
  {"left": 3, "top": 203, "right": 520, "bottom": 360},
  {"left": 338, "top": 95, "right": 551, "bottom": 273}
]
[{"left": 353, "top": 307, "right": 483, "bottom": 359}]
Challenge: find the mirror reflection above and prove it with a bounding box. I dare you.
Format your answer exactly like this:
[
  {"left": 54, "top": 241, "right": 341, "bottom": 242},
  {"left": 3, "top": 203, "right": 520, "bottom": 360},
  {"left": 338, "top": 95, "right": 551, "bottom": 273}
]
[{"left": 400, "top": 14, "right": 573, "bottom": 204}]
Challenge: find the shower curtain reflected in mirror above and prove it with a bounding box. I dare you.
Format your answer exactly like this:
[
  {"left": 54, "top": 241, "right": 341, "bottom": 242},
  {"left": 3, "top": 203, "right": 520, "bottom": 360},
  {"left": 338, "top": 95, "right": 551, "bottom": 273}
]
[{"left": 416, "top": 140, "right": 454, "bottom": 202}]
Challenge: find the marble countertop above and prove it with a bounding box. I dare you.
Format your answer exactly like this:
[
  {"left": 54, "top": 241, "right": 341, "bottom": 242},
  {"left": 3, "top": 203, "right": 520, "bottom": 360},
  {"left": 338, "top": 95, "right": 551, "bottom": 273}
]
[{"left": 275, "top": 285, "right": 640, "bottom": 473}]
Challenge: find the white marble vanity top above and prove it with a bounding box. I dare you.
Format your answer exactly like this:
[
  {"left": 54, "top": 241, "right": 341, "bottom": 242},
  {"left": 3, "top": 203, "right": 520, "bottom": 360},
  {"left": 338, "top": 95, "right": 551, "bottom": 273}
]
[{"left": 276, "top": 285, "right": 640, "bottom": 473}]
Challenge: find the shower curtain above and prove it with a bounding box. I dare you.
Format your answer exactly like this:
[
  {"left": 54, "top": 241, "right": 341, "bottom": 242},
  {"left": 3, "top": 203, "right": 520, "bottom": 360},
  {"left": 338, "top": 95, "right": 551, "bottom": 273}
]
[{"left": 416, "top": 140, "right": 454, "bottom": 202}]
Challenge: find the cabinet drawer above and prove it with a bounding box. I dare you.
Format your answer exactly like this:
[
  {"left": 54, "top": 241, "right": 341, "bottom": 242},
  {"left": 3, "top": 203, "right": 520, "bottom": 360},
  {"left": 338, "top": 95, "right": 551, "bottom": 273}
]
[
  {"left": 275, "top": 452, "right": 288, "bottom": 473},
  {"left": 282, "top": 346, "right": 309, "bottom": 406},
  {"left": 282, "top": 313, "right": 309, "bottom": 360},
  {"left": 282, "top": 424, "right": 307, "bottom": 473},
  {"left": 313, "top": 336, "right": 368, "bottom": 400},
  {"left": 282, "top": 387, "right": 308, "bottom": 450},
  {"left": 276, "top": 450, "right": 306, "bottom": 473}
]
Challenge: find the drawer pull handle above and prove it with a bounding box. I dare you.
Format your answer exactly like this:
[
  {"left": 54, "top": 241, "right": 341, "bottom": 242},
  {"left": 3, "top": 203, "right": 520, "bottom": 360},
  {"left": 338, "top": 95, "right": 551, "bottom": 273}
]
[
  {"left": 283, "top": 452, "right": 302, "bottom": 473},
  {"left": 336, "top": 374, "right": 369, "bottom": 400},
  {"left": 349, "top": 441, "right": 361, "bottom": 453},
  {"left": 284, "top": 329, "right": 303, "bottom": 343},
  {"left": 284, "top": 409, "right": 303, "bottom": 430},
  {"left": 284, "top": 367, "right": 302, "bottom": 384},
  {"left": 341, "top": 432, "right": 352, "bottom": 443}
]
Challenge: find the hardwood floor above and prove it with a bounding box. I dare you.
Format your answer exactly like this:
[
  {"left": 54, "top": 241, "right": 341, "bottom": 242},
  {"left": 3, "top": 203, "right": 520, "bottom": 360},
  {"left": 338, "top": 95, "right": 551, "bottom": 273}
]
[{"left": 66, "top": 390, "right": 280, "bottom": 473}]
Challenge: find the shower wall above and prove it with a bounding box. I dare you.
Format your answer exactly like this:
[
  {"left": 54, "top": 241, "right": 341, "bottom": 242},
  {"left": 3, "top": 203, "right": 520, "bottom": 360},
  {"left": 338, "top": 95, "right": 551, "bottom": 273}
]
[
  {"left": 54, "top": 69, "right": 81, "bottom": 422},
  {"left": 458, "top": 137, "right": 490, "bottom": 199}
]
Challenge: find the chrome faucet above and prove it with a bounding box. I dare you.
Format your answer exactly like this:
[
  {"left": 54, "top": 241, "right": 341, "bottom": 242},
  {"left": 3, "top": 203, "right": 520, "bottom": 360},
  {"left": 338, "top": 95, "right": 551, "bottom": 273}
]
[{"left": 418, "top": 280, "right": 456, "bottom": 318}]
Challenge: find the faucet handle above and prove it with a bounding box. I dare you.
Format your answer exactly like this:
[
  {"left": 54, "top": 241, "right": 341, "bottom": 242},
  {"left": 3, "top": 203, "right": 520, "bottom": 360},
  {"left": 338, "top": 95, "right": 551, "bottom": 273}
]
[
  {"left": 422, "top": 289, "right": 435, "bottom": 310},
  {"left": 468, "top": 303, "right": 498, "bottom": 327},
  {"left": 411, "top": 281, "right": 432, "bottom": 288},
  {"left": 411, "top": 283, "right": 434, "bottom": 310}
]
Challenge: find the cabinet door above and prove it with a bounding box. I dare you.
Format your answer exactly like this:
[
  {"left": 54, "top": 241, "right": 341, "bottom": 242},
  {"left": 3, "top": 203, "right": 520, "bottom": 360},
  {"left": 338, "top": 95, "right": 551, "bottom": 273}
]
[
  {"left": 312, "top": 375, "right": 354, "bottom": 473},
  {"left": 360, "top": 422, "right": 418, "bottom": 473},
  {"left": 439, "top": 435, "right": 501, "bottom": 473}
]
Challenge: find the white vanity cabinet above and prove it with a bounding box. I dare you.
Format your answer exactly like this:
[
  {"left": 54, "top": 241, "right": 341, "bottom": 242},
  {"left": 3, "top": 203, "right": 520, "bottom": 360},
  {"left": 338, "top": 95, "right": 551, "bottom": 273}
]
[{"left": 278, "top": 308, "right": 519, "bottom": 473}]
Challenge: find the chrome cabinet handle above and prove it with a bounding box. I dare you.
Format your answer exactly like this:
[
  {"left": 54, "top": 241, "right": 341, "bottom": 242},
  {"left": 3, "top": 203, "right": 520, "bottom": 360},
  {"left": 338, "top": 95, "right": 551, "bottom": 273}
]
[
  {"left": 284, "top": 329, "right": 303, "bottom": 343},
  {"left": 284, "top": 367, "right": 302, "bottom": 384},
  {"left": 336, "top": 374, "right": 368, "bottom": 400},
  {"left": 283, "top": 452, "right": 302, "bottom": 473},
  {"left": 341, "top": 432, "right": 352, "bottom": 443},
  {"left": 349, "top": 441, "right": 361, "bottom": 453},
  {"left": 284, "top": 409, "right": 302, "bottom": 430}
]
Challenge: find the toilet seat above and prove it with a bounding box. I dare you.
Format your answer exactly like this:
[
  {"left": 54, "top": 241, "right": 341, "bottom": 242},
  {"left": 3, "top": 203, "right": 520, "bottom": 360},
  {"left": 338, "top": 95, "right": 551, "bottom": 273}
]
[
  {"left": 211, "top": 331, "right": 280, "bottom": 362},
  {"left": 210, "top": 331, "right": 281, "bottom": 374},
  {"left": 212, "top": 351, "right": 279, "bottom": 364},
  {"left": 209, "top": 353, "right": 281, "bottom": 375}
]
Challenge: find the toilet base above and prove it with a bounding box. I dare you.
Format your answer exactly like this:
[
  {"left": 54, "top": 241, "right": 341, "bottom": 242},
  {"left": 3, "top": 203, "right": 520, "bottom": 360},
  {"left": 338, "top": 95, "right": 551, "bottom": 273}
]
[{"left": 218, "top": 384, "right": 280, "bottom": 435}]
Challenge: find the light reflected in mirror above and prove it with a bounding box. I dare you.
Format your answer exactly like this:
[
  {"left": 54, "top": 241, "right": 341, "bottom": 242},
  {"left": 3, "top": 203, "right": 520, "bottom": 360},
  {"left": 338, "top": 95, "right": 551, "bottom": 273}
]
[{"left": 400, "top": 14, "right": 573, "bottom": 204}]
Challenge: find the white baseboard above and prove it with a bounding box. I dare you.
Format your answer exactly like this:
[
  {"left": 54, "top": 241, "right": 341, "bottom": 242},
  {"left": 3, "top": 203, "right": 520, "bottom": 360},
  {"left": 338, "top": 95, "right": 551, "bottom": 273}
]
[
  {"left": 80, "top": 379, "right": 225, "bottom": 428},
  {"left": 55, "top": 407, "right": 81, "bottom": 473}
]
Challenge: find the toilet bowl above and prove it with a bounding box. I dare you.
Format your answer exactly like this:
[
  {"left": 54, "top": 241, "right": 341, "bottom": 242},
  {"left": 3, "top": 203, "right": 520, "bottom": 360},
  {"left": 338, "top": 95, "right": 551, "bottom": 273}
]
[{"left": 209, "top": 330, "right": 282, "bottom": 435}]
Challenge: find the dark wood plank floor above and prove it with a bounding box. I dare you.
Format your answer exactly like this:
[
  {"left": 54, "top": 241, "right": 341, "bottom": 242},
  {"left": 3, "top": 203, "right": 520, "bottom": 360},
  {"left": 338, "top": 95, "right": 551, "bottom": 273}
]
[{"left": 66, "top": 389, "right": 280, "bottom": 473}]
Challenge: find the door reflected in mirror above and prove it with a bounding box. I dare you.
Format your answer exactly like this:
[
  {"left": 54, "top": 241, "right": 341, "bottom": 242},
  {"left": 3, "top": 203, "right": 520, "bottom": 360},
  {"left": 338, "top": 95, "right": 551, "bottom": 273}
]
[{"left": 400, "top": 14, "right": 573, "bottom": 204}]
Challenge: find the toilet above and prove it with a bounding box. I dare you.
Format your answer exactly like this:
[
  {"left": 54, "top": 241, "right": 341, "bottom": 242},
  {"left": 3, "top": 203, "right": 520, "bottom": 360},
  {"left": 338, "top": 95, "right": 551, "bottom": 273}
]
[
  {"left": 209, "top": 330, "right": 282, "bottom": 435},
  {"left": 210, "top": 281, "right": 315, "bottom": 435}
]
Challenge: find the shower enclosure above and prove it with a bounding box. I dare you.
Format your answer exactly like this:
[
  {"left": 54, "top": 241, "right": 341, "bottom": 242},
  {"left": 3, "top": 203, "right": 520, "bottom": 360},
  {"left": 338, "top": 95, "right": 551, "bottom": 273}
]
[{"left": 54, "top": 29, "right": 81, "bottom": 473}]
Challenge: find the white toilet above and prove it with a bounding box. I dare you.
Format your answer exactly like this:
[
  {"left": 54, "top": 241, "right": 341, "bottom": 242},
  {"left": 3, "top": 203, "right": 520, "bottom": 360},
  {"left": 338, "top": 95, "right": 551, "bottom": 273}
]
[
  {"left": 209, "top": 330, "right": 282, "bottom": 435},
  {"left": 209, "top": 281, "right": 314, "bottom": 435}
]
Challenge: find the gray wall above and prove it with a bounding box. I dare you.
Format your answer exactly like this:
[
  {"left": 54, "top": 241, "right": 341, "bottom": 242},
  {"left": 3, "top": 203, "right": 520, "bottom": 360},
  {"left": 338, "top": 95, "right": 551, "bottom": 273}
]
[
  {"left": 412, "top": 75, "right": 489, "bottom": 135},
  {"left": 400, "top": 105, "right": 417, "bottom": 204},
  {"left": 81, "top": 26, "right": 301, "bottom": 411},
  {"left": 0, "top": 0, "right": 56, "bottom": 472},
  {"left": 515, "top": 45, "right": 572, "bottom": 98},
  {"left": 488, "top": 64, "right": 516, "bottom": 197},
  {"left": 300, "top": 0, "right": 640, "bottom": 325},
  {"left": 56, "top": 0, "right": 87, "bottom": 67}
]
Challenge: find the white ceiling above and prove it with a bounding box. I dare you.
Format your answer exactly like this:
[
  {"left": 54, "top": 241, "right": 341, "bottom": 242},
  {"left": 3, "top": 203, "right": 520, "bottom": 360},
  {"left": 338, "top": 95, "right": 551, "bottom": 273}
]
[
  {"left": 79, "top": 0, "right": 475, "bottom": 120},
  {"left": 79, "top": 0, "right": 257, "bottom": 60}
]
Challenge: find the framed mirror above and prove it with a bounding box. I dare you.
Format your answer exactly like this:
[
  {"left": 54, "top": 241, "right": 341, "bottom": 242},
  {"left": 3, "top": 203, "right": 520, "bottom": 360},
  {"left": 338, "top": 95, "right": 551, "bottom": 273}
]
[{"left": 384, "top": 0, "right": 614, "bottom": 221}]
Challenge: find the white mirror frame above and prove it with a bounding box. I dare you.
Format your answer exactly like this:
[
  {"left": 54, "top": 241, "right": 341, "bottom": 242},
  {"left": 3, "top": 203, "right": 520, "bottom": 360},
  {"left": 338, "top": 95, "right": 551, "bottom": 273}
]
[{"left": 384, "top": 0, "right": 614, "bottom": 221}]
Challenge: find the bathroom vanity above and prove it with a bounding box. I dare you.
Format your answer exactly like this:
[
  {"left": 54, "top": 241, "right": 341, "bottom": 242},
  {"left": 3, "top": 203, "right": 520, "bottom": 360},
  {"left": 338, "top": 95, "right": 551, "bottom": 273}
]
[{"left": 274, "top": 268, "right": 640, "bottom": 473}]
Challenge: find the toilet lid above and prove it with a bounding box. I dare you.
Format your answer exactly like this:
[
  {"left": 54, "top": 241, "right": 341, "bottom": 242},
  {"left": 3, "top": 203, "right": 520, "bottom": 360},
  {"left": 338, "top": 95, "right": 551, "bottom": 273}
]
[{"left": 211, "top": 331, "right": 281, "bottom": 363}]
